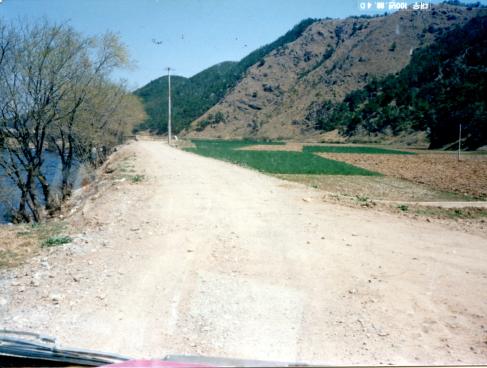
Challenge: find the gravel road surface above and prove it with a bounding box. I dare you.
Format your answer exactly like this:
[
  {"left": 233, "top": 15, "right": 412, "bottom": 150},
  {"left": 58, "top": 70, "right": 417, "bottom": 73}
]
[{"left": 1, "top": 140, "right": 486, "bottom": 365}]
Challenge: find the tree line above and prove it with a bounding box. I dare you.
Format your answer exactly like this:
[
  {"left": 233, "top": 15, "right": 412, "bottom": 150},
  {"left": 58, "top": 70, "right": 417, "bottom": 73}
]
[{"left": 0, "top": 20, "right": 146, "bottom": 222}]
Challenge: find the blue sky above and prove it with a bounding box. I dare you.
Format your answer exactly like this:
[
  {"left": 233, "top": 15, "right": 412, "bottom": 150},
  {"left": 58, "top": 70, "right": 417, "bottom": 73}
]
[{"left": 1, "top": 0, "right": 486, "bottom": 88}]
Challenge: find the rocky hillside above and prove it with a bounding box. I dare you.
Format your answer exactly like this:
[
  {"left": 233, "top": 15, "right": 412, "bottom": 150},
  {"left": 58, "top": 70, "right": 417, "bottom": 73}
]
[
  {"left": 321, "top": 15, "right": 487, "bottom": 150},
  {"left": 187, "top": 3, "right": 486, "bottom": 140}
]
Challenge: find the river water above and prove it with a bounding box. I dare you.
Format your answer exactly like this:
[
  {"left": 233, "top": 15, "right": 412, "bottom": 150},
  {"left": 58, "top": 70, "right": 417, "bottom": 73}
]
[{"left": 0, "top": 150, "right": 85, "bottom": 223}]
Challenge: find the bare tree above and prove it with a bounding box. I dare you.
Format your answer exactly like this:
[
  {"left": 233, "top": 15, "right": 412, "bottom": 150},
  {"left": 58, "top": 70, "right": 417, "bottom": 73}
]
[
  {"left": 0, "top": 20, "right": 144, "bottom": 222},
  {"left": 46, "top": 32, "right": 131, "bottom": 202},
  {"left": 72, "top": 82, "right": 146, "bottom": 168}
]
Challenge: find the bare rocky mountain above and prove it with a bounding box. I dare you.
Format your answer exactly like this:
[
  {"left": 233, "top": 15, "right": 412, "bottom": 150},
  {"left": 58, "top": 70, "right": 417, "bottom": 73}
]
[{"left": 186, "top": 4, "right": 486, "bottom": 140}]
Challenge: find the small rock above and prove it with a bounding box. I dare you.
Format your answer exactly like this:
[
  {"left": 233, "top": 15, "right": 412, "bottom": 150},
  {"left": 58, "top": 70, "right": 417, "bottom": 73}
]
[
  {"left": 104, "top": 166, "right": 115, "bottom": 174},
  {"left": 51, "top": 294, "right": 63, "bottom": 304}
]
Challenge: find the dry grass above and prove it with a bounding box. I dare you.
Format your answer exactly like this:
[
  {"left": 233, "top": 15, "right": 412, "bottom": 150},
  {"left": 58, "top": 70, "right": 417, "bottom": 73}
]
[
  {"left": 0, "top": 221, "right": 69, "bottom": 269},
  {"left": 0, "top": 225, "right": 39, "bottom": 269}
]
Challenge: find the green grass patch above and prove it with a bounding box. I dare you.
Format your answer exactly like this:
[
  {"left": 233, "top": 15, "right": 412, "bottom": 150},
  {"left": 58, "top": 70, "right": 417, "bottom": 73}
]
[
  {"left": 413, "top": 207, "right": 487, "bottom": 219},
  {"left": 303, "top": 145, "right": 414, "bottom": 155},
  {"left": 42, "top": 235, "right": 72, "bottom": 248},
  {"left": 397, "top": 204, "right": 410, "bottom": 212},
  {"left": 130, "top": 174, "right": 145, "bottom": 183},
  {"left": 186, "top": 140, "right": 379, "bottom": 175}
]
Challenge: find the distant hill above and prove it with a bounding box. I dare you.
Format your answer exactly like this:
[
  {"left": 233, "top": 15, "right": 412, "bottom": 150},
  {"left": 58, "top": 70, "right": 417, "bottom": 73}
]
[
  {"left": 317, "top": 15, "right": 487, "bottom": 150},
  {"left": 134, "top": 61, "right": 236, "bottom": 134},
  {"left": 134, "top": 18, "right": 316, "bottom": 134},
  {"left": 187, "top": 3, "right": 486, "bottom": 142}
]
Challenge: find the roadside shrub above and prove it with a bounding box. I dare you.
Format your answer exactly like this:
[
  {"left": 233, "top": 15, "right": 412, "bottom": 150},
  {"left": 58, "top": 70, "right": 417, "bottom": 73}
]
[{"left": 398, "top": 204, "right": 409, "bottom": 212}]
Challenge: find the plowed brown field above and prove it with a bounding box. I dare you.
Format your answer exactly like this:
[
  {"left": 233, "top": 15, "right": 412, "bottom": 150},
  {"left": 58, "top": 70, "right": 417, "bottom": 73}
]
[{"left": 319, "top": 153, "right": 487, "bottom": 199}]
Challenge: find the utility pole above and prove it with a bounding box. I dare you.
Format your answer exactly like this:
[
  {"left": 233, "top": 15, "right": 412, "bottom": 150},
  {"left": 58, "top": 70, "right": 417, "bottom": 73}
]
[
  {"left": 458, "top": 123, "right": 462, "bottom": 162},
  {"left": 167, "top": 67, "right": 172, "bottom": 145}
]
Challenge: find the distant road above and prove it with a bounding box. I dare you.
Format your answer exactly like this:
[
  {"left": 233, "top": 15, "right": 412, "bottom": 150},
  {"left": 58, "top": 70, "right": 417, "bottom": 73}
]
[{"left": 2, "top": 139, "right": 487, "bottom": 365}]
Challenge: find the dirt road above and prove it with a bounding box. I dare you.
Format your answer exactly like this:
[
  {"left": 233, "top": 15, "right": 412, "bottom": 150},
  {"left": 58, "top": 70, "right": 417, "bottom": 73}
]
[{"left": 1, "top": 140, "right": 487, "bottom": 365}]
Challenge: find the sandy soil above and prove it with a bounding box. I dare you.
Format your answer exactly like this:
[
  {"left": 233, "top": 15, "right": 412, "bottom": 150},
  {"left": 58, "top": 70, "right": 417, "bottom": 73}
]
[
  {"left": 1, "top": 139, "right": 487, "bottom": 365},
  {"left": 320, "top": 152, "right": 487, "bottom": 199}
]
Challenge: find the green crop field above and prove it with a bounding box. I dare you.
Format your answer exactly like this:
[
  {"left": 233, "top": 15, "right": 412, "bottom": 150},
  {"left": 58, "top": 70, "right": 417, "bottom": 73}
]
[
  {"left": 185, "top": 140, "right": 379, "bottom": 176},
  {"left": 303, "top": 146, "right": 414, "bottom": 155}
]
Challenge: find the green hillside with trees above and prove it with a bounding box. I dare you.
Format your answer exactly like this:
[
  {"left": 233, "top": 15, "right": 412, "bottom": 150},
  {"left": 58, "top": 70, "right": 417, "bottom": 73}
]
[
  {"left": 312, "top": 15, "right": 487, "bottom": 150},
  {"left": 134, "top": 18, "right": 317, "bottom": 134}
]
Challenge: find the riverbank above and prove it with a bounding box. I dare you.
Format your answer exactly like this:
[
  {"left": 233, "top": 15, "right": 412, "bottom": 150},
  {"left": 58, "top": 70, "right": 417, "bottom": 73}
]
[
  {"left": 0, "top": 149, "right": 92, "bottom": 224},
  {"left": 0, "top": 142, "right": 134, "bottom": 268}
]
